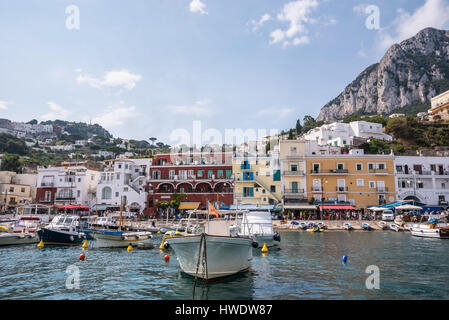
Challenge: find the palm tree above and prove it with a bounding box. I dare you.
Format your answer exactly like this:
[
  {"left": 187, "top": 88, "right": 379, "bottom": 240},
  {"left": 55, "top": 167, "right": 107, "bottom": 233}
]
[{"left": 149, "top": 137, "right": 157, "bottom": 146}]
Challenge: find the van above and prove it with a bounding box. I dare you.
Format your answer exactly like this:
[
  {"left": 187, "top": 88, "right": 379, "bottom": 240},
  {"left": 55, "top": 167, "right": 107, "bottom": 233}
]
[{"left": 382, "top": 210, "right": 394, "bottom": 221}]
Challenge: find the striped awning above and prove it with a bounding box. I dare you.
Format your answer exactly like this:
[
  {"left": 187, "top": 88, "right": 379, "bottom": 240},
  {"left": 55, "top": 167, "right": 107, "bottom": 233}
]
[{"left": 178, "top": 202, "right": 201, "bottom": 210}]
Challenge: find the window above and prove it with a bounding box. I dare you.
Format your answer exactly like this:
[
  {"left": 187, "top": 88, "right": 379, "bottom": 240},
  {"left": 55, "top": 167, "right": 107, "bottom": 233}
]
[
  {"left": 266, "top": 171, "right": 270, "bottom": 177},
  {"left": 396, "top": 165, "right": 403, "bottom": 173},
  {"left": 115, "top": 192, "right": 119, "bottom": 197},
  {"left": 270, "top": 186, "right": 276, "bottom": 193},
  {"left": 226, "top": 170, "right": 232, "bottom": 179},
  {"left": 368, "top": 163, "right": 374, "bottom": 171},
  {"left": 21, "top": 188, "right": 25, "bottom": 193},
  {"left": 442, "top": 183, "right": 446, "bottom": 189},
  {"left": 377, "top": 163, "right": 386, "bottom": 170},
  {"left": 208, "top": 170, "right": 214, "bottom": 178},
  {"left": 369, "top": 181, "right": 376, "bottom": 189},
  {"left": 337, "top": 163, "right": 344, "bottom": 170},
  {"left": 217, "top": 170, "right": 224, "bottom": 179},
  {"left": 356, "top": 163, "right": 363, "bottom": 171},
  {"left": 118, "top": 164, "right": 122, "bottom": 169},
  {"left": 9, "top": 187, "right": 14, "bottom": 193},
  {"left": 102, "top": 187, "right": 112, "bottom": 200},
  {"left": 116, "top": 173, "right": 120, "bottom": 180},
  {"left": 77, "top": 190, "right": 81, "bottom": 197},
  {"left": 197, "top": 170, "right": 203, "bottom": 177},
  {"left": 44, "top": 191, "right": 51, "bottom": 201},
  {"left": 125, "top": 164, "right": 129, "bottom": 169},
  {"left": 357, "top": 179, "right": 364, "bottom": 187},
  {"left": 343, "top": 140, "right": 347, "bottom": 145},
  {"left": 313, "top": 163, "right": 320, "bottom": 173},
  {"left": 169, "top": 170, "right": 175, "bottom": 179}
]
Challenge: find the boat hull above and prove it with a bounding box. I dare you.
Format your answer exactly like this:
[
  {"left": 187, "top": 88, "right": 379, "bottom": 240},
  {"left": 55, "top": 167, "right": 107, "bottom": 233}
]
[
  {"left": 93, "top": 231, "right": 153, "bottom": 248},
  {"left": 167, "top": 235, "right": 253, "bottom": 280},
  {"left": 410, "top": 227, "right": 449, "bottom": 239},
  {"left": 0, "top": 233, "right": 39, "bottom": 246},
  {"left": 37, "top": 228, "right": 85, "bottom": 245}
]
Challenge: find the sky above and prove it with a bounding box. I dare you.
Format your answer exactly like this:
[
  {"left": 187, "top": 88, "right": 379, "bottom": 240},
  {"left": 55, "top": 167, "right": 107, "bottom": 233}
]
[{"left": 1, "top": 0, "right": 449, "bottom": 146}]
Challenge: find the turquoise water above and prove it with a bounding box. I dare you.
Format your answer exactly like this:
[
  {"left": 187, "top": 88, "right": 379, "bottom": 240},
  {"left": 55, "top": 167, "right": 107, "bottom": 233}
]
[{"left": 1, "top": 232, "right": 449, "bottom": 300}]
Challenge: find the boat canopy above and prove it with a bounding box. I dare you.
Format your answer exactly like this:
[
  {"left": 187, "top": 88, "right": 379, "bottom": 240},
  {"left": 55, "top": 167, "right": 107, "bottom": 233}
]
[{"left": 395, "top": 204, "right": 422, "bottom": 210}]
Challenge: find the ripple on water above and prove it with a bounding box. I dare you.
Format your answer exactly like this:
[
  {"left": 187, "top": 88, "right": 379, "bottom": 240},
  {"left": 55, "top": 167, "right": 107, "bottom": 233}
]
[{"left": 1, "top": 233, "right": 449, "bottom": 300}]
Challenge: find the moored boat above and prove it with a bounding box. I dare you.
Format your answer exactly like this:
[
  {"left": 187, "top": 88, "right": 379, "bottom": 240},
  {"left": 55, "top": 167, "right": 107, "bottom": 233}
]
[
  {"left": 344, "top": 223, "right": 353, "bottom": 231},
  {"left": 236, "top": 211, "right": 280, "bottom": 248},
  {"left": 410, "top": 218, "right": 449, "bottom": 239},
  {"left": 361, "top": 223, "right": 372, "bottom": 231},
  {"left": 93, "top": 230, "right": 153, "bottom": 248},
  {"left": 37, "top": 215, "right": 86, "bottom": 246}
]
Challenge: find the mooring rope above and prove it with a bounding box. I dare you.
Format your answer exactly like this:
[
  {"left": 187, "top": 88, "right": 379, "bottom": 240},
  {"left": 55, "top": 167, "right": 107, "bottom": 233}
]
[{"left": 193, "top": 233, "right": 208, "bottom": 299}]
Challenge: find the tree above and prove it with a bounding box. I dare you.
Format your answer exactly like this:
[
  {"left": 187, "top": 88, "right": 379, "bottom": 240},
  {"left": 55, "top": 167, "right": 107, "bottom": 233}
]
[
  {"left": 27, "top": 119, "right": 38, "bottom": 125},
  {"left": 295, "top": 119, "right": 302, "bottom": 135},
  {"left": 301, "top": 115, "right": 318, "bottom": 134},
  {"left": 386, "top": 117, "right": 409, "bottom": 140},
  {"left": 1, "top": 153, "right": 21, "bottom": 173}
]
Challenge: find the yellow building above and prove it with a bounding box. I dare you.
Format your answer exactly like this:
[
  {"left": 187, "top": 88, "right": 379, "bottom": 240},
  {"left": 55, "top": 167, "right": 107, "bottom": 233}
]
[
  {"left": 233, "top": 153, "right": 282, "bottom": 207},
  {"left": 305, "top": 152, "right": 397, "bottom": 209},
  {"left": 279, "top": 140, "right": 308, "bottom": 209},
  {"left": 0, "top": 183, "right": 33, "bottom": 212},
  {"left": 428, "top": 90, "right": 449, "bottom": 121}
]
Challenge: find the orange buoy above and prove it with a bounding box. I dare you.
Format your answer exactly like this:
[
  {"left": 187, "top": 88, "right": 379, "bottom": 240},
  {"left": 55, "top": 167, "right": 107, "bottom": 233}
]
[
  {"left": 164, "top": 254, "right": 170, "bottom": 262},
  {"left": 79, "top": 253, "right": 85, "bottom": 261}
]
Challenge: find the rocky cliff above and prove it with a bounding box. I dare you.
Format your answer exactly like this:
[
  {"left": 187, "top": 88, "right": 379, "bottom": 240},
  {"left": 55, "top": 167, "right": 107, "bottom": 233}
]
[{"left": 317, "top": 28, "right": 449, "bottom": 122}]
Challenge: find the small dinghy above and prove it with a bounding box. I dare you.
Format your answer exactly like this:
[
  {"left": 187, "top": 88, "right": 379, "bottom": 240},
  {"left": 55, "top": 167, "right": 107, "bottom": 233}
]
[
  {"left": 379, "top": 221, "right": 389, "bottom": 230},
  {"left": 344, "top": 223, "right": 353, "bottom": 231},
  {"left": 361, "top": 223, "right": 372, "bottom": 231},
  {"left": 390, "top": 224, "right": 401, "bottom": 232}
]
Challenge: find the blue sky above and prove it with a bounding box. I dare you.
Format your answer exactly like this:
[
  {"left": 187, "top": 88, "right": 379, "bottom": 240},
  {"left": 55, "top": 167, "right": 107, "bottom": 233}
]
[{"left": 1, "top": 0, "right": 449, "bottom": 145}]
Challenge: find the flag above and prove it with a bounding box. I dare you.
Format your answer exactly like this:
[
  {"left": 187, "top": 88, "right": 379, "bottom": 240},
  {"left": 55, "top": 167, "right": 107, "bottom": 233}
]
[{"left": 208, "top": 202, "right": 219, "bottom": 218}]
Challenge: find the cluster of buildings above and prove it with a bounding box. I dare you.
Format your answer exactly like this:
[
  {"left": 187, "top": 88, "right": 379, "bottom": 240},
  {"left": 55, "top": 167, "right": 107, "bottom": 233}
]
[
  {"left": 428, "top": 89, "right": 449, "bottom": 122},
  {"left": 0, "top": 138, "right": 447, "bottom": 216}
]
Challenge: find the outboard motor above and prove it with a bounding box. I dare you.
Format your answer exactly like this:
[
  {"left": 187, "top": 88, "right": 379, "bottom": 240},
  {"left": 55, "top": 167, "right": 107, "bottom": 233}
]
[{"left": 273, "top": 233, "right": 281, "bottom": 242}]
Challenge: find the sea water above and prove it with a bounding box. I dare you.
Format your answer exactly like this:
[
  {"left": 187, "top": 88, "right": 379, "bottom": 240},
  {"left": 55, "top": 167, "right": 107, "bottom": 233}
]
[{"left": 1, "top": 232, "right": 448, "bottom": 300}]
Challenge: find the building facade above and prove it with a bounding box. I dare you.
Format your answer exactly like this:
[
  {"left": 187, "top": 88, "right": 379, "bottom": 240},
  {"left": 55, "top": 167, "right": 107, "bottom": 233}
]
[
  {"left": 303, "top": 121, "right": 392, "bottom": 147},
  {"left": 305, "top": 150, "right": 397, "bottom": 209},
  {"left": 146, "top": 153, "right": 234, "bottom": 216},
  {"left": 36, "top": 162, "right": 102, "bottom": 207},
  {"left": 233, "top": 152, "right": 282, "bottom": 208},
  {"left": 428, "top": 89, "right": 449, "bottom": 121},
  {"left": 0, "top": 171, "right": 37, "bottom": 212},
  {"left": 394, "top": 156, "right": 449, "bottom": 207},
  {"left": 96, "top": 158, "right": 151, "bottom": 213}
]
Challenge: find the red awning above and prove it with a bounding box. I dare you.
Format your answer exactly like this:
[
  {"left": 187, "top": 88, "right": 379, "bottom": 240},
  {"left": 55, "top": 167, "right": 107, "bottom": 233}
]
[
  {"left": 56, "top": 205, "right": 90, "bottom": 212},
  {"left": 319, "top": 205, "right": 355, "bottom": 210}
]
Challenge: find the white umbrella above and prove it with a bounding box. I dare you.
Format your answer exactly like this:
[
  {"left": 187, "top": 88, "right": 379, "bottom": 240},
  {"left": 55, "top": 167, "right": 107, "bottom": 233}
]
[
  {"left": 369, "top": 207, "right": 386, "bottom": 212},
  {"left": 395, "top": 204, "right": 422, "bottom": 210}
]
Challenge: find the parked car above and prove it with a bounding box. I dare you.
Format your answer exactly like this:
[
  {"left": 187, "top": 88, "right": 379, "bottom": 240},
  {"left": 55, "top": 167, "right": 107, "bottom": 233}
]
[{"left": 382, "top": 210, "right": 394, "bottom": 221}]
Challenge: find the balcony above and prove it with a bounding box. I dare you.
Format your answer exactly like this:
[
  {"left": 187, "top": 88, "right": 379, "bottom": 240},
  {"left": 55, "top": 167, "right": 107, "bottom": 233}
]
[
  {"left": 235, "top": 193, "right": 254, "bottom": 198},
  {"left": 336, "top": 186, "right": 348, "bottom": 192},
  {"left": 311, "top": 187, "right": 323, "bottom": 192},
  {"left": 55, "top": 196, "right": 76, "bottom": 201},
  {"left": 329, "top": 169, "right": 349, "bottom": 174},
  {"left": 40, "top": 182, "right": 54, "bottom": 187},
  {"left": 310, "top": 170, "right": 321, "bottom": 174},
  {"left": 377, "top": 187, "right": 389, "bottom": 193},
  {"left": 369, "top": 169, "right": 388, "bottom": 174},
  {"left": 283, "top": 171, "right": 304, "bottom": 176}
]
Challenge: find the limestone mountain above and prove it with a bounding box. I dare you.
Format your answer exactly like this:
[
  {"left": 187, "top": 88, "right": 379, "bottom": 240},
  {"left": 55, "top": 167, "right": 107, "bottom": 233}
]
[{"left": 317, "top": 28, "right": 449, "bottom": 122}]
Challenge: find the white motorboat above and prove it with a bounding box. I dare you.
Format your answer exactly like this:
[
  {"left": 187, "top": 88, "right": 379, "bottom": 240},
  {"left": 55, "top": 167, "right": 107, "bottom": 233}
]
[
  {"left": 93, "top": 230, "right": 153, "bottom": 248},
  {"left": 236, "top": 211, "right": 280, "bottom": 248},
  {"left": 361, "top": 223, "right": 372, "bottom": 231},
  {"left": 0, "top": 216, "right": 41, "bottom": 246},
  {"left": 379, "top": 221, "right": 389, "bottom": 230},
  {"left": 410, "top": 220, "right": 449, "bottom": 239},
  {"left": 166, "top": 209, "right": 253, "bottom": 280}
]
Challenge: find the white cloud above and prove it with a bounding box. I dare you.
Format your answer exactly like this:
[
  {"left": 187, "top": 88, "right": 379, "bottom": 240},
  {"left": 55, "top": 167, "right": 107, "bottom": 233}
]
[
  {"left": 171, "top": 99, "right": 214, "bottom": 117},
  {"left": 41, "top": 102, "right": 72, "bottom": 121},
  {"left": 249, "top": 13, "right": 272, "bottom": 32},
  {"left": 190, "top": 0, "right": 208, "bottom": 15},
  {"left": 353, "top": 4, "right": 369, "bottom": 16},
  {"left": 92, "top": 105, "right": 137, "bottom": 127},
  {"left": 77, "top": 69, "right": 142, "bottom": 91},
  {"left": 257, "top": 108, "right": 294, "bottom": 122},
  {"left": 269, "top": 0, "right": 319, "bottom": 45},
  {"left": 378, "top": 0, "right": 449, "bottom": 51},
  {"left": 0, "top": 101, "right": 10, "bottom": 110},
  {"left": 283, "top": 35, "right": 310, "bottom": 48}
]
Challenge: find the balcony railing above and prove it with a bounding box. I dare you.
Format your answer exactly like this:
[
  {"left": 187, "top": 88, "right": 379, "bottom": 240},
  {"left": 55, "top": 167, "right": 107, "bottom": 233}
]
[
  {"left": 369, "top": 169, "right": 388, "bottom": 174},
  {"left": 40, "top": 182, "right": 54, "bottom": 187},
  {"left": 283, "top": 171, "right": 304, "bottom": 176},
  {"left": 311, "top": 187, "right": 323, "bottom": 192},
  {"left": 336, "top": 186, "right": 348, "bottom": 192},
  {"left": 55, "top": 196, "right": 76, "bottom": 200},
  {"left": 284, "top": 188, "right": 305, "bottom": 194},
  {"left": 377, "top": 187, "right": 389, "bottom": 193},
  {"left": 330, "top": 169, "right": 349, "bottom": 174},
  {"left": 310, "top": 170, "right": 321, "bottom": 174}
]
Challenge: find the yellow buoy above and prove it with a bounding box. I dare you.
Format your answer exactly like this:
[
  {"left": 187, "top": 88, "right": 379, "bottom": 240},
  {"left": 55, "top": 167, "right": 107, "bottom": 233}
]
[
  {"left": 127, "top": 244, "right": 133, "bottom": 252},
  {"left": 37, "top": 240, "right": 44, "bottom": 249},
  {"left": 261, "top": 243, "right": 268, "bottom": 254},
  {"left": 82, "top": 240, "right": 88, "bottom": 250},
  {"left": 157, "top": 230, "right": 161, "bottom": 235}
]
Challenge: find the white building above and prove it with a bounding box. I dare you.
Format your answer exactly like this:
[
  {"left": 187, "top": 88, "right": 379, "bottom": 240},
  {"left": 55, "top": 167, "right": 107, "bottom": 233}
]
[
  {"left": 394, "top": 156, "right": 449, "bottom": 207},
  {"left": 50, "top": 145, "right": 75, "bottom": 151},
  {"left": 36, "top": 162, "right": 102, "bottom": 207},
  {"left": 96, "top": 158, "right": 152, "bottom": 213},
  {"left": 303, "top": 121, "right": 392, "bottom": 147}
]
